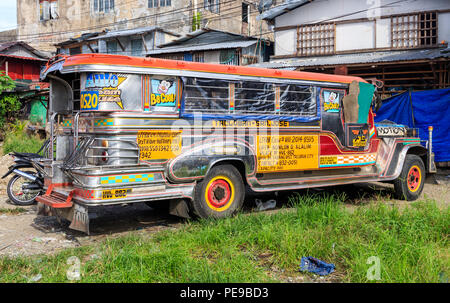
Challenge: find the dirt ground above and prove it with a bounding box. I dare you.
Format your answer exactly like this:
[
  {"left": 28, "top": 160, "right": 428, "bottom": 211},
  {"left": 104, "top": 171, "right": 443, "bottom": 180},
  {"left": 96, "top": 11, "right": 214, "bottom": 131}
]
[{"left": 0, "top": 169, "right": 449, "bottom": 258}]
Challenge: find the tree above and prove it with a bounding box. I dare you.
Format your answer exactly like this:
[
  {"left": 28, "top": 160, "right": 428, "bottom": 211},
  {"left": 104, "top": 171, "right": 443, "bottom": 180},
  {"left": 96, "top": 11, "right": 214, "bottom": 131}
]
[
  {"left": 0, "top": 71, "right": 15, "bottom": 93},
  {"left": 0, "top": 72, "right": 21, "bottom": 128}
]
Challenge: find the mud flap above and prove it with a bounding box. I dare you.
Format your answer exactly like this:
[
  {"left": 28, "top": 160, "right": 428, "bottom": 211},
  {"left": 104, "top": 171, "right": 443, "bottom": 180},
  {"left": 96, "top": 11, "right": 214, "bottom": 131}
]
[
  {"left": 69, "top": 204, "right": 90, "bottom": 234},
  {"left": 169, "top": 199, "right": 191, "bottom": 219},
  {"left": 429, "top": 152, "right": 437, "bottom": 173}
]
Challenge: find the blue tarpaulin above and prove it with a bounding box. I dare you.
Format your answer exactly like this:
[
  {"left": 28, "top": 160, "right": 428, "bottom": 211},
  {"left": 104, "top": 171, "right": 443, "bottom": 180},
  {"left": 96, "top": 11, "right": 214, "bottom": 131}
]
[{"left": 375, "top": 88, "right": 450, "bottom": 162}]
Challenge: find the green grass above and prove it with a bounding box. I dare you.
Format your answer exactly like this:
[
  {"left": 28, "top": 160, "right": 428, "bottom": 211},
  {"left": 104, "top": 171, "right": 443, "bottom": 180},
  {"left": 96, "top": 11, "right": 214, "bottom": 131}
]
[
  {"left": 0, "top": 193, "right": 448, "bottom": 283},
  {"left": 0, "top": 207, "right": 28, "bottom": 215},
  {"left": 2, "top": 130, "right": 43, "bottom": 155}
]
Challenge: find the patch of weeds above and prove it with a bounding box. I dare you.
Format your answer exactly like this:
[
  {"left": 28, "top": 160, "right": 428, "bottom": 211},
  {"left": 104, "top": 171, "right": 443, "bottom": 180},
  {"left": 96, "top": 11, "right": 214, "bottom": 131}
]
[
  {"left": 0, "top": 207, "right": 28, "bottom": 215},
  {"left": 0, "top": 193, "right": 448, "bottom": 283}
]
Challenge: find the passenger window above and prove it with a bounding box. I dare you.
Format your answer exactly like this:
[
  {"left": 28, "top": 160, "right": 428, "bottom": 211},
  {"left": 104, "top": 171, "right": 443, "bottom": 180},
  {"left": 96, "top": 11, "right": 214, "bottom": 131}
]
[
  {"left": 234, "top": 81, "right": 275, "bottom": 114},
  {"left": 143, "top": 76, "right": 178, "bottom": 112},
  {"left": 279, "top": 84, "right": 316, "bottom": 116},
  {"left": 184, "top": 78, "right": 229, "bottom": 113}
]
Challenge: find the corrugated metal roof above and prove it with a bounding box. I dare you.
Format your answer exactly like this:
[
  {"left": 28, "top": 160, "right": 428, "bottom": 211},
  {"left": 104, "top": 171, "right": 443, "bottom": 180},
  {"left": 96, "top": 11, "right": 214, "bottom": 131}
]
[
  {"left": 147, "top": 40, "right": 257, "bottom": 55},
  {"left": 55, "top": 32, "right": 102, "bottom": 46},
  {"left": 89, "top": 26, "right": 180, "bottom": 40},
  {"left": 159, "top": 28, "right": 256, "bottom": 48},
  {"left": 0, "top": 41, "right": 49, "bottom": 59},
  {"left": 258, "top": 0, "right": 310, "bottom": 21},
  {"left": 0, "top": 53, "right": 47, "bottom": 61},
  {"left": 250, "top": 48, "right": 450, "bottom": 69}
]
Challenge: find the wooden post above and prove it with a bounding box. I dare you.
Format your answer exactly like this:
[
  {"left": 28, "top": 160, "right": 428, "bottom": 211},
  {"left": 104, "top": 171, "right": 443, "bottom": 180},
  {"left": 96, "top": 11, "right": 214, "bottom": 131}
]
[
  {"left": 141, "top": 34, "right": 148, "bottom": 52},
  {"left": 115, "top": 38, "right": 125, "bottom": 52}
]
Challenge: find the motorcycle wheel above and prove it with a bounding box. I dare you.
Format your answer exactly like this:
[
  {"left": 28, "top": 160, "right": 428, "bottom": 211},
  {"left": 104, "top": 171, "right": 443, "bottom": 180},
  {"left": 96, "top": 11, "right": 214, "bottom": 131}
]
[{"left": 7, "top": 172, "right": 41, "bottom": 206}]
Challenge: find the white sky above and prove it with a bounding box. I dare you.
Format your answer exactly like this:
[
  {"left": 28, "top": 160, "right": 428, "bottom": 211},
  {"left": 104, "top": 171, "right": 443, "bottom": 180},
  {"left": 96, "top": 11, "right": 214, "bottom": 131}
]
[{"left": 0, "top": 0, "right": 17, "bottom": 31}]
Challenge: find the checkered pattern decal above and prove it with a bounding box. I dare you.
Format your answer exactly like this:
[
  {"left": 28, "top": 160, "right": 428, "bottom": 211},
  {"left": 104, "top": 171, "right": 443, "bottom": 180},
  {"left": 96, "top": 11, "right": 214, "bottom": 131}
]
[
  {"left": 94, "top": 119, "right": 114, "bottom": 127},
  {"left": 63, "top": 120, "right": 72, "bottom": 127},
  {"left": 100, "top": 174, "right": 154, "bottom": 184},
  {"left": 320, "top": 153, "right": 377, "bottom": 167},
  {"left": 337, "top": 153, "right": 377, "bottom": 164}
]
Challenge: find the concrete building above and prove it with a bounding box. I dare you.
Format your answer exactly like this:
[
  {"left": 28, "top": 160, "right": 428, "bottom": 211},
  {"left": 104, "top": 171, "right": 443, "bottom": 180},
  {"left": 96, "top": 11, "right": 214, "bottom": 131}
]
[
  {"left": 257, "top": 0, "right": 450, "bottom": 98},
  {"left": 17, "top": 0, "right": 271, "bottom": 53},
  {"left": 0, "top": 29, "right": 18, "bottom": 43},
  {"left": 55, "top": 26, "right": 180, "bottom": 56},
  {"left": 147, "top": 28, "right": 273, "bottom": 65}
]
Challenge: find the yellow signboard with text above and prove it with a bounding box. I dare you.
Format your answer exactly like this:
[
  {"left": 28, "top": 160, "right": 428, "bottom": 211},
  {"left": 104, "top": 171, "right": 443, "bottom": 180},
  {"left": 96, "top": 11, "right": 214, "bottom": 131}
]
[
  {"left": 137, "top": 130, "right": 182, "bottom": 160},
  {"left": 256, "top": 134, "right": 319, "bottom": 172}
]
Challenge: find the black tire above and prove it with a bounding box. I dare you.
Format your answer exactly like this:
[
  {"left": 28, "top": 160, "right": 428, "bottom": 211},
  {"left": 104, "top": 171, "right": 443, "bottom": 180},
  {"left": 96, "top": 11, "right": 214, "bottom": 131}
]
[
  {"left": 7, "top": 173, "right": 40, "bottom": 206},
  {"left": 192, "top": 164, "right": 245, "bottom": 219},
  {"left": 393, "top": 154, "right": 425, "bottom": 201}
]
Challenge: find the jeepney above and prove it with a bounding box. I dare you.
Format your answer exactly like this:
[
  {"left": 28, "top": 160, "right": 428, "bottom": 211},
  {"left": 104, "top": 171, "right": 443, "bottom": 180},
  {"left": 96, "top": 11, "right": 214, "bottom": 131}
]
[{"left": 37, "top": 54, "right": 436, "bottom": 234}]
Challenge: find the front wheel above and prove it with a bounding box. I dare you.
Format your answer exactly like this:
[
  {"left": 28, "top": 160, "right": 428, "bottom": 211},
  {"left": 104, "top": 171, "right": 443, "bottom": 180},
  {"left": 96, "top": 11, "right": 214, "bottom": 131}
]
[
  {"left": 393, "top": 154, "right": 425, "bottom": 201},
  {"left": 7, "top": 173, "right": 41, "bottom": 206},
  {"left": 192, "top": 164, "right": 245, "bottom": 219}
]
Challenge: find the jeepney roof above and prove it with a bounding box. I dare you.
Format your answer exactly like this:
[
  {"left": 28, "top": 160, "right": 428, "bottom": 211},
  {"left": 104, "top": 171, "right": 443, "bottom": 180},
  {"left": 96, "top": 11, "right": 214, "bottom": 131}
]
[{"left": 41, "top": 53, "right": 366, "bottom": 85}]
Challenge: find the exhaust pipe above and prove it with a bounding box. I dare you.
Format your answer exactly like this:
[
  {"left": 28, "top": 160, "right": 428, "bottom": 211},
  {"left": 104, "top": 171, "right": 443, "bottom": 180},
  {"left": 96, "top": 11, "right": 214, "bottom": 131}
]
[{"left": 13, "top": 169, "right": 37, "bottom": 182}]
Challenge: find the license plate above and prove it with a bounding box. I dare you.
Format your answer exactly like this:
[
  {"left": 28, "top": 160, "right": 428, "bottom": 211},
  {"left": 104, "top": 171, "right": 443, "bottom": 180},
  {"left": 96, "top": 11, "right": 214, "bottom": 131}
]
[{"left": 101, "top": 188, "right": 130, "bottom": 200}]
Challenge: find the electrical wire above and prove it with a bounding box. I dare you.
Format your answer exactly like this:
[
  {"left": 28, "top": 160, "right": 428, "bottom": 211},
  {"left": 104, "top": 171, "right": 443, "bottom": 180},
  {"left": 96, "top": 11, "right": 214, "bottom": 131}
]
[{"left": 1, "top": 0, "right": 244, "bottom": 40}]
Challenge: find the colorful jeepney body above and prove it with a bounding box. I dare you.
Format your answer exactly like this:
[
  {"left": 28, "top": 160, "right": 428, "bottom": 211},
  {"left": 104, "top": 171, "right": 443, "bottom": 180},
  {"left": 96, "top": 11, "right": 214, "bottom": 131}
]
[{"left": 38, "top": 54, "right": 435, "bottom": 233}]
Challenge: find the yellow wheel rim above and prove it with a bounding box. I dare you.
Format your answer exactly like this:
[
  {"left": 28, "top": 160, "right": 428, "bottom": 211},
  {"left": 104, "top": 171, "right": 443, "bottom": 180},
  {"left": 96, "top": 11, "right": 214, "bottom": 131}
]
[
  {"left": 204, "top": 175, "right": 235, "bottom": 212},
  {"left": 407, "top": 165, "right": 422, "bottom": 193}
]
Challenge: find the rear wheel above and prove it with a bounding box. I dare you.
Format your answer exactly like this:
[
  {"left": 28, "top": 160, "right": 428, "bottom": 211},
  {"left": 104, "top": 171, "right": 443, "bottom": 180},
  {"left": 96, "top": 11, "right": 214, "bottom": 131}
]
[
  {"left": 7, "top": 172, "right": 41, "bottom": 206},
  {"left": 393, "top": 154, "right": 425, "bottom": 201},
  {"left": 192, "top": 165, "right": 245, "bottom": 218}
]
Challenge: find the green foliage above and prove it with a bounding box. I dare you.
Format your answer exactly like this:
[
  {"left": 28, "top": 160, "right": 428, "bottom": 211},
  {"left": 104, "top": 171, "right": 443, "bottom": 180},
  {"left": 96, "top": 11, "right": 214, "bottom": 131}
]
[
  {"left": 0, "top": 72, "right": 15, "bottom": 93},
  {"left": 0, "top": 72, "right": 21, "bottom": 129},
  {"left": 192, "top": 12, "right": 202, "bottom": 31},
  {"left": 0, "top": 208, "right": 27, "bottom": 215},
  {"left": 9, "top": 119, "right": 28, "bottom": 133},
  {"left": 0, "top": 194, "right": 448, "bottom": 283},
  {"left": 2, "top": 123, "right": 44, "bottom": 154}
]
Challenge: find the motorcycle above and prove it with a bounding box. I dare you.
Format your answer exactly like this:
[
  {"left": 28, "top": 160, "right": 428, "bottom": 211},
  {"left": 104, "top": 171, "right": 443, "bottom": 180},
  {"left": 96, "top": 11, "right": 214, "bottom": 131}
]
[{"left": 2, "top": 139, "right": 49, "bottom": 206}]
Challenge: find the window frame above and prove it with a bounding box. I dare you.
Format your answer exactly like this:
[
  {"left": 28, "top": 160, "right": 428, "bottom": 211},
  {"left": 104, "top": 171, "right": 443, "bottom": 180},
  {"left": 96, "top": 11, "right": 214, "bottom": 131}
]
[
  {"left": 181, "top": 77, "right": 320, "bottom": 122},
  {"left": 39, "top": 0, "right": 59, "bottom": 21},
  {"left": 278, "top": 84, "right": 317, "bottom": 117},
  {"left": 390, "top": 11, "right": 438, "bottom": 49},
  {"left": 93, "top": 0, "right": 115, "bottom": 14},
  {"left": 148, "top": 0, "right": 171, "bottom": 8},
  {"left": 296, "top": 22, "right": 335, "bottom": 57},
  {"left": 106, "top": 40, "right": 118, "bottom": 54},
  {"left": 242, "top": 2, "right": 249, "bottom": 24},
  {"left": 204, "top": 0, "right": 220, "bottom": 14},
  {"left": 69, "top": 46, "right": 82, "bottom": 55},
  {"left": 131, "top": 39, "right": 143, "bottom": 56}
]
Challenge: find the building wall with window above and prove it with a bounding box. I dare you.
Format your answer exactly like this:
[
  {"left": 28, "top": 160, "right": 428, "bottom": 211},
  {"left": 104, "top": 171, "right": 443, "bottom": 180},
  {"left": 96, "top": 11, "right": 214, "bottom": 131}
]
[
  {"left": 271, "top": 0, "right": 450, "bottom": 57},
  {"left": 17, "top": 0, "right": 270, "bottom": 53},
  {"left": 257, "top": 0, "right": 449, "bottom": 98}
]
